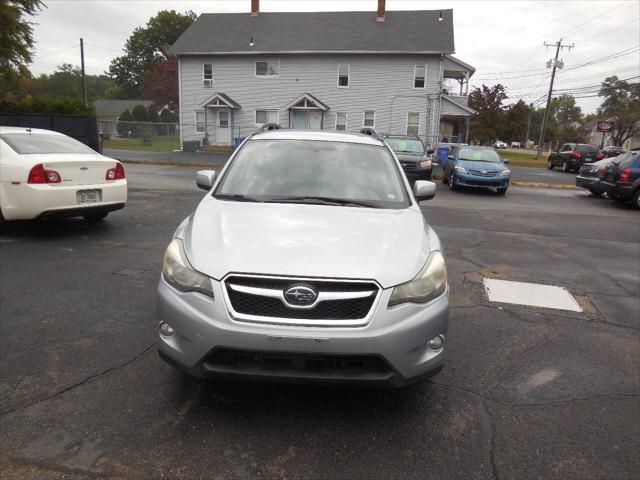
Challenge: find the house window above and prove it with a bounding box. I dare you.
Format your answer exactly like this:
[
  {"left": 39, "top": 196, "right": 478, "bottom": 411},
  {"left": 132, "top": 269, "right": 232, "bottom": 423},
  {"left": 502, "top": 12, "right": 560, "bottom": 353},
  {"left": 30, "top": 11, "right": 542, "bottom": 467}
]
[
  {"left": 363, "top": 111, "right": 375, "bottom": 128},
  {"left": 255, "top": 109, "right": 278, "bottom": 125},
  {"left": 203, "top": 64, "right": 213, "bottom": 87},
  {"left": 407, "top": 112, "right": 420, "bottom": 135},
  {"left": 414, "top": 65, "right": 426, "bottom": 88},
  {"left": 256, "top": 61, "right": 279, "bottom": 76},
  {"left": 337, "top": 64, "right": 349, "bottom": 87},
  {"left": 196, "top": 111, "right": 205, "bottom": 132},
  {"left": 335, "top": 113, "right": 347, "bottom": 131}
]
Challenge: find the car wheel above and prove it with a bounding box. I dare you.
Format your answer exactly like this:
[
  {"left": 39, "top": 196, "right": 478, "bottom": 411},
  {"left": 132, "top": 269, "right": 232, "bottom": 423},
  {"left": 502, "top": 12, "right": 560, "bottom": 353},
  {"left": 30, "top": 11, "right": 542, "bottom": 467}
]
[
  {"left": 562, "top": 160, "right": 570, "bottom": 172},
  {"left": 588, "top": 188, "right": 603, "bottom": 197},
  {"left": 496, "top": 187, "right": 507, "bottom": 195},
  {"left": 547, "top": 160, "right": 554, "bottom": 170},
  {"left": 449, "top": 174, "right": 457, "bottom": 191},
  {"left": 83, "top": 212, "right": 108, "bottom": 222},
  {"left": 632, "top": 189, "right": 640, "bottom": 210}
]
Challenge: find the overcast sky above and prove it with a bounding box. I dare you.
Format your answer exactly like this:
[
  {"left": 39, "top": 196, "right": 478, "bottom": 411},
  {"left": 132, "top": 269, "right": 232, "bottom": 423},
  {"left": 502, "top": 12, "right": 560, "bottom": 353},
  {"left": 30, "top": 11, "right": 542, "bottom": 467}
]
[{"left": 28, "top": 0, "right": 640, "bottom": 113}]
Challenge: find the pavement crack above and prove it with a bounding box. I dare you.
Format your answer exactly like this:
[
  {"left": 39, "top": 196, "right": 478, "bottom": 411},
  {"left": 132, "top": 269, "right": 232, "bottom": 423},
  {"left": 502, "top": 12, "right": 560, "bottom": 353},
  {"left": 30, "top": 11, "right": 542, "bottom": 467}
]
[
  {"left": 481, "top": 401, "right": 500, "bottom": 480},
  {"left": 0, "top": 341, "right": 156, "bottom": 418}
]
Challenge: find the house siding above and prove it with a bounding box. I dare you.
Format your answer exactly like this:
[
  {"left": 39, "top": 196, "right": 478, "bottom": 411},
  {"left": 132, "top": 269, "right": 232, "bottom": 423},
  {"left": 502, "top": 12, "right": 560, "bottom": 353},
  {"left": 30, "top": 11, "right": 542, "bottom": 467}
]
[{"left": 179, "top": 54, "right": 450, "bottom": 146}]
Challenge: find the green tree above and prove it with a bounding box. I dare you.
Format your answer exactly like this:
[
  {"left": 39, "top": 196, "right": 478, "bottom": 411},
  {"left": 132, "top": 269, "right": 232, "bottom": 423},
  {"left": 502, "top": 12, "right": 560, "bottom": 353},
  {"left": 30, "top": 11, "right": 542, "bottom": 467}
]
[
  {"left": 598, "top": 76, "right": 640, "bottom": 146},
  {"left": 468, "top": 84, "right": 508, "bottom": 145},
  {"left": 116, "top": 109, "right": 133, "bottom": 136},
  {"left": 0, "top": 0, "right": 45, "bottom": 89},
  {"left": 108, "top": 10, "right": 196, "bottom": 97},
  {"left": 504, "top": 100, "right": 530, "bottom": 144},
  {"left": 131, "top": 104, "right": 148, "bottom": 121}
]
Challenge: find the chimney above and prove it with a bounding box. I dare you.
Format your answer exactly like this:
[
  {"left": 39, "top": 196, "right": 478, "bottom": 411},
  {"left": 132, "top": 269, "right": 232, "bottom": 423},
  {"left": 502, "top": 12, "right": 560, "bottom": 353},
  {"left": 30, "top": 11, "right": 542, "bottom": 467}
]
[
  {"left": 376, "top": 0, "right": 385, "bottom": 21},
  {"left": 251, "top": 0, "right": 259, "bottom": 16}
]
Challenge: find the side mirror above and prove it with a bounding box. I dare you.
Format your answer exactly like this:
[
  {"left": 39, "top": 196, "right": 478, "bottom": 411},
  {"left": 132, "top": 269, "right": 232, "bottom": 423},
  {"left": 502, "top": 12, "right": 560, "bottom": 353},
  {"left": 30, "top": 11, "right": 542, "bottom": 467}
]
[
  {"left": 447, "top": 155, "right": 454, "bottom": 160},
  {"left": 502, "top": 158, "right": 510, "bottom": 165},
  {"left": 196, "top": 170, "right": 216, "bottom": 190},
  {"left": 413, "top": 180, "right": 436, "bottom": 201}
]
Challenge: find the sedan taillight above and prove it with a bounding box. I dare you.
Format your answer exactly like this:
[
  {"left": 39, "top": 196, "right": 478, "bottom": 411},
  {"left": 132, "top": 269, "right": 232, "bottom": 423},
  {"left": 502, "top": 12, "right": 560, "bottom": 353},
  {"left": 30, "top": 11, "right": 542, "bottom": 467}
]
[
  {"left": 28, "top": 164, "right": 61, "bottom": 184},
  {"left": 596, "top": 153, "right": 605, "bottom": 160},
  {"left": 619, "top": 167, "right": 632, "bottom": 183},
  {"left": 569, "top": 151, "right": 581, "bottom": 158},
  {"left": 106, "top": 163, "right": 126, "bottom": 180}
]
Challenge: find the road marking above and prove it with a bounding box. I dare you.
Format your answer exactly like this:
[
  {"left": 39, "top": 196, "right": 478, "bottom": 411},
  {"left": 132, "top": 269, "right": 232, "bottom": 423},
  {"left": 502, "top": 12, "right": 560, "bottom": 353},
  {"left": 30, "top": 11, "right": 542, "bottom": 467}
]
[{"left": 483, "top": 278, "right": 582, "bottom": 312}]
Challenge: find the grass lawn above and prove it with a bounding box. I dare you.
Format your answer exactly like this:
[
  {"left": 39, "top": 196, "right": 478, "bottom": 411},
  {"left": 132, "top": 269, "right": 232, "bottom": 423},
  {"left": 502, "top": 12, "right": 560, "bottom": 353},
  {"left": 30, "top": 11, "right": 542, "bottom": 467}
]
[
  {"left": 103, "top": 135, "right": 180, "bottom": 152},
  {"left": 498, "top": 150, "right": 550, "bottom": 168}
]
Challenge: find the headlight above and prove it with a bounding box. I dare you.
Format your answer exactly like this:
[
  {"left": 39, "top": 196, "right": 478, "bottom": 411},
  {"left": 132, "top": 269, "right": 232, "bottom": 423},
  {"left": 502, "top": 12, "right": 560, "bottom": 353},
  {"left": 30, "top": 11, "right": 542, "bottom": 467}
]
[
  {"left": 388, "top": 251, "right": 447, "bottom": 306},
  {"left": 454, "top": 165, "right": 467, "bottom": 173},
  {"left": 500, "top": 169, "right": 511, "bottom": 176},
  {"left": 162, "top": 238, "right": 213, "bottom": 297},
  {"left": 420, "top": 159, "right": 432, "bottom": 168}
]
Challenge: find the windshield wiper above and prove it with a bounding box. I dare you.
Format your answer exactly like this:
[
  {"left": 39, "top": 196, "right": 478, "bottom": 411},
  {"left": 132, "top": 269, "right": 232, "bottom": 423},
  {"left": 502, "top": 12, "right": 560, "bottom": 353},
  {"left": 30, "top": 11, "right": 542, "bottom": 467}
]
[
  {"left": 264, "top": 195, "right": 383, "bottom": 208},
  {"left": 213, "top": 193, "right": 263, "bottom": 202}
]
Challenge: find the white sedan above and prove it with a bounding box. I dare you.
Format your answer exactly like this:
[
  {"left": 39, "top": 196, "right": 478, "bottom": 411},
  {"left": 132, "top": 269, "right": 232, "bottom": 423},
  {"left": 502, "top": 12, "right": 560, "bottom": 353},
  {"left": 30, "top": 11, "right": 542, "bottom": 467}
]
[{"left": 0, "top": 127, "right": 127, "bottom": 222}]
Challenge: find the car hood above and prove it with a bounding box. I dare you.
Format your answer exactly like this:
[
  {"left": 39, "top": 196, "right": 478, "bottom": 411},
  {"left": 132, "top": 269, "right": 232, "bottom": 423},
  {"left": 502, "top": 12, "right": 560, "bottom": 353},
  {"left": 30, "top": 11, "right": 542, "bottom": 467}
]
[
  {"left": 458, "top": 160, "right": 506, "bottom": 171},
  {"left": 180, "top": 197, "right": 432, "bottom": 288},
  {"left": 395, "top": 153, "right": 423, "bottom": 162}
]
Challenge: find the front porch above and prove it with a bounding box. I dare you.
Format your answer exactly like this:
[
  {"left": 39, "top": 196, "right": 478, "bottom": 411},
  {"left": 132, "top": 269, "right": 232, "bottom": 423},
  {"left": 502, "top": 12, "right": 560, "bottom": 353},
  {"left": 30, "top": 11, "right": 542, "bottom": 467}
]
[
  {"left": 285, "top": 93, "right": 329, "bottom": 129},
  {"left": 200, "top": 93, "right": 241, "bottom": 146}
]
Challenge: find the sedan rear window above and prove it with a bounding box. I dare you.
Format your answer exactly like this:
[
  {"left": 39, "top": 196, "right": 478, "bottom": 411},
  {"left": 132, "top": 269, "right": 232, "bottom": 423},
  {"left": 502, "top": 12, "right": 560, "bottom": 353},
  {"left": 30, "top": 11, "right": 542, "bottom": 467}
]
[
  {"left": 575, "top": 145, "right": 599, "bottom": 154},
  {"left": 0, "top": 133, "right": 96, "bottom": 155},
  {"left": 215, "top": 139, "right": 410, "bottom": 209}
]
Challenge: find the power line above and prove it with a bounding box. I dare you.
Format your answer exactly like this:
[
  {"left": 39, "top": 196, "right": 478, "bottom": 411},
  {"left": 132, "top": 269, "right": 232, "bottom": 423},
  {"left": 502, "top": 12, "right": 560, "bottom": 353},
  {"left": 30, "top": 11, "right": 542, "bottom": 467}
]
[
  {"left": 559, "top": 0, "right": 631, "bottom": 37},
  {"left": 35, "top": 43, "right": 79, "bottom": 59},
  {"left": 85, "top": 42, "right": 123, "bottom": 53}
]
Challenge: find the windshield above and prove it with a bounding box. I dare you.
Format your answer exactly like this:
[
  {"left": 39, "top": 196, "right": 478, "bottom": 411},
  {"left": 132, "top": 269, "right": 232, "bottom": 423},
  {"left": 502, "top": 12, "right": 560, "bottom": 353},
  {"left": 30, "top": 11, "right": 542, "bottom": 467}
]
[
  {"left": 458, "top": 148, "right": 501, "bottom": 163},
  {"left": 0, "top": 133, "right": 97, "bottom": 155},
  {"left": 385, "top": 138, "right": 424, "bottom": 154},
  {"left": 215, "top": 139, "right": 410, "bottom": 209}
]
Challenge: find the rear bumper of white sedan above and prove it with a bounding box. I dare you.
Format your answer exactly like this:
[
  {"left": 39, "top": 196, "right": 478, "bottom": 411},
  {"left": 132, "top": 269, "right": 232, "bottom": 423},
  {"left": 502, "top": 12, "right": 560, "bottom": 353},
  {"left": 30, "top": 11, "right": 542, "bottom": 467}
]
[{"left": 0, "top": 180, "right": 127, "bottom": 220}]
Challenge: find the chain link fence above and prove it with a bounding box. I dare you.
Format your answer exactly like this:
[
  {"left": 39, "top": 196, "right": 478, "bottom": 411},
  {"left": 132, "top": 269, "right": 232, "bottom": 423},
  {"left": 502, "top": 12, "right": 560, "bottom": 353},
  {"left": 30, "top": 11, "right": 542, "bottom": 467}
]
[{"left": 98, "top": 120, "right": 181, "bottom": 152}]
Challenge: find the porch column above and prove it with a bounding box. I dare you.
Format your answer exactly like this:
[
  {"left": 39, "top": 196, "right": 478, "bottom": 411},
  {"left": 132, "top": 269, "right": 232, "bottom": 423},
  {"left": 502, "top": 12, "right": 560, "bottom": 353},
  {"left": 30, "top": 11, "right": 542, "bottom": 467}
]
[
  {"left": 203, "top": 108, "right": 208, "bottom": 144},
  {"left": 465, "top": 117, "right": 470, "bottom": 144}
]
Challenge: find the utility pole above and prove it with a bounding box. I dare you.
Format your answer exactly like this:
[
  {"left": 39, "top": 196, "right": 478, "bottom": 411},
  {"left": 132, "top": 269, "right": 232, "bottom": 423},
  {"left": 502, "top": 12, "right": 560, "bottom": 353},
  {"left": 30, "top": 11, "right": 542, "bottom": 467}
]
[
  {"left": 80, "top": 38, "right": 87, "bottom": 106},
  {"left": 536, "top": 39, "right": 574, "bottom": 158}
]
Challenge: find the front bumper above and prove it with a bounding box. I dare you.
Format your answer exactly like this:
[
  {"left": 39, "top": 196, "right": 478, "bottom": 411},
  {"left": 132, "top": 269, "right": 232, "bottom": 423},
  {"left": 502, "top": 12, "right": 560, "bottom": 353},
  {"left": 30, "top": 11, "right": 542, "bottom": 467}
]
[
  {"left": 600, "top": 181, "right": 634, "bottom": 200},
  {"left": 403, "top": 167, "right": 432, "bottom": 182},
  {"left": 454, "top": 172, "right": 509, "bottom": 189},
  {"left": 157, "top": 276, "right": 449, "bottom": 387}
]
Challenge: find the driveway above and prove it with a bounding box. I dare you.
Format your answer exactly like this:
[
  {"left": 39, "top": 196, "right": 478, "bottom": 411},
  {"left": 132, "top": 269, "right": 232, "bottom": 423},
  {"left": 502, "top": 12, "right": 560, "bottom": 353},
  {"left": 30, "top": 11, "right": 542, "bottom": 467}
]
[{"left": 0, "top": 170, "right": 638, "bottom": 479}]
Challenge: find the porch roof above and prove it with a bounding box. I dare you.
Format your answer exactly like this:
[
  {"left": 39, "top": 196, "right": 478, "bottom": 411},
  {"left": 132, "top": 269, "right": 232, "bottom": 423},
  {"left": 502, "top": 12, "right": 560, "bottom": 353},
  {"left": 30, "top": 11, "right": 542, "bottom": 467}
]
[
  {"left": 200, "top": 92, "right": 241, "bottom": 109},
  {"left": 441, "top": 95, "right": 477, "bottom": 116},
  {"left": 284, "top": 93, "right": 329, "bottom": 111}
]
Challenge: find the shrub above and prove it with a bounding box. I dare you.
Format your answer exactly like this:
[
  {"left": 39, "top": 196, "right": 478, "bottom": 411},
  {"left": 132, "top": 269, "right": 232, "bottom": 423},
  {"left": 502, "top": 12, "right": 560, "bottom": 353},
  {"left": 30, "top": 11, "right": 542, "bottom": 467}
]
[{"left": 0, "top": 96, "right": 96, "bottom": 116}]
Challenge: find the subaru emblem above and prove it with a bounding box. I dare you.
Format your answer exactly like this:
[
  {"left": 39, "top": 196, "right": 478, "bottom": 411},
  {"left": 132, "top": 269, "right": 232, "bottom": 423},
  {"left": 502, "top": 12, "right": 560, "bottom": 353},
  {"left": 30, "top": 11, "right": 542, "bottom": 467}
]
[{"left": 284, "top": 285, "right": 317, "bottom": 306}]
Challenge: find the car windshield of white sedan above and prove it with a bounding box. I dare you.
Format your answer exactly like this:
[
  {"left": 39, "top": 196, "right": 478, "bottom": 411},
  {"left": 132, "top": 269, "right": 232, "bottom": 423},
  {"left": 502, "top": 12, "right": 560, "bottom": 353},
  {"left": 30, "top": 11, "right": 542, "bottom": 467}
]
[
  {"left": 215, "top": 139, "right": 410, "bottom": 208},
  {"left": 385, "top": 138, "right": 424, "bottom": 154},
  {"left": 459, "top": 148, "right": 501, "bottom": 163},
  {"left": 0, "top": 133, "right": 97, "bottom": 155}
]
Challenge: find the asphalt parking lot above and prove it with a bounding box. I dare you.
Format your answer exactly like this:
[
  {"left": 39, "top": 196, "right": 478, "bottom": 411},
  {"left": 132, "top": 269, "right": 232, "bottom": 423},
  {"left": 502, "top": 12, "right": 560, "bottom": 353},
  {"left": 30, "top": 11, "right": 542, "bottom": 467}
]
[{"left": 1, "top": 167, "right": 639, "bottom": 479}]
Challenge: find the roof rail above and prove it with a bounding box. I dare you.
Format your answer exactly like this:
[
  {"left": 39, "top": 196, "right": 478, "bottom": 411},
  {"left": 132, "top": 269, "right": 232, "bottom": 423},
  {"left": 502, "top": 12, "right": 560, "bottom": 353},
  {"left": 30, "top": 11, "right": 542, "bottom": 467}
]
[
  {"left": 359, "top": 127, "right": 381, "bottom": 140},
  {"left": 254, "top": 123, "right": 282, "bottom": 134}
]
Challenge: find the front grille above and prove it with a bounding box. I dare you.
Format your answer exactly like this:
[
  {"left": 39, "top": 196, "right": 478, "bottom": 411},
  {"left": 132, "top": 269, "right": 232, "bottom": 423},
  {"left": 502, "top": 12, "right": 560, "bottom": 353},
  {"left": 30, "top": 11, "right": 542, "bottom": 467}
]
[
  {"left": 205, "top": 348, "right": 391, "bottom": 379},
  {"left": 224, "top": 275, "right": 378, "bottom": 323},
  {"left": 467, "top": 169, "right": 500, "bottom": 177},
  {"left": 400, "top": 161, "right": 418, "bottom": 170}
]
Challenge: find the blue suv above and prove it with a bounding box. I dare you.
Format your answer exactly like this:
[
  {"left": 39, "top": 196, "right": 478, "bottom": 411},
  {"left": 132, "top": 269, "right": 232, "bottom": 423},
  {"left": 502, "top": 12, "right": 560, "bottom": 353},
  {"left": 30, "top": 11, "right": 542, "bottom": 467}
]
[{"left": 443, "top": 146, "right": 511, "bottom": 195}]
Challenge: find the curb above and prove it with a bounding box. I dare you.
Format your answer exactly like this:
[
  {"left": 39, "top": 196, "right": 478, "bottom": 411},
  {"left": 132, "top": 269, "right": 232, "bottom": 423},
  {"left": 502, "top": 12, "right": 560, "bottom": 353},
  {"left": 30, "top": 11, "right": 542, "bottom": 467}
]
[{"left": 119, "top": 158, "right": 227, "bottom": 169}]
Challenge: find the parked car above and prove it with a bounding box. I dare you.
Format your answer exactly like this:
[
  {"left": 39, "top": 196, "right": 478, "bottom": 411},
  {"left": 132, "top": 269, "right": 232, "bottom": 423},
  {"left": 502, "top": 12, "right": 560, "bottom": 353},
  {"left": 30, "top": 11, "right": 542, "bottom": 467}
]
[
  {"left": 494, "top": 140, "right": 507, "bottom": 149},
  {"left": 0, "top": 127, "right": 127, "bottom": 223},
  {"left": 547, "top": 143, "right": 604, "bottom": 172},
  {"left": 383, "top": 135, "right": 432, "bottom": 182},
  {"left": 602, "top": 145, "right": 625, "bottom": 158},
  {"left": 157, "top": 128, "right": 448, "bottom": 387},
  {"left": 442, "top": 145, "right": 510, "bottom": 194},
  {"left": 599, "top": 151, "right": 640, "bottom": 209},
  {"left": 575, "top": 157, "right": 614, "bottom": 196}
]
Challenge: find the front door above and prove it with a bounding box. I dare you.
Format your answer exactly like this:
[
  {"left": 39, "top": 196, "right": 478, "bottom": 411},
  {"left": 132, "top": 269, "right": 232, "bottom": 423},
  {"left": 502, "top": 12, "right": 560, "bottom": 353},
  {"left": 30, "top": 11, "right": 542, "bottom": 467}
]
[
  {"left": 308, "top": 110, "right": 322, "bottom": 129},
  {"left": 291, "top": 110, "right": 322, "bottom": 129},
  {"left": 292, "top": 110, "right": 306, "bottom": 129},
  {"left": 216, "top": 110, "right": 231, "bottom": 144}
]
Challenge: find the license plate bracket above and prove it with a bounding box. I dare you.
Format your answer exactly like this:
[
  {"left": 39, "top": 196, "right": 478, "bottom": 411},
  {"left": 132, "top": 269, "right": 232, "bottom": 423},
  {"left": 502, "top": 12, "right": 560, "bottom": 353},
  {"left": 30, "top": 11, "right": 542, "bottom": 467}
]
[{"left": 77, "top": 189, "right": 102, "bottom": 204}]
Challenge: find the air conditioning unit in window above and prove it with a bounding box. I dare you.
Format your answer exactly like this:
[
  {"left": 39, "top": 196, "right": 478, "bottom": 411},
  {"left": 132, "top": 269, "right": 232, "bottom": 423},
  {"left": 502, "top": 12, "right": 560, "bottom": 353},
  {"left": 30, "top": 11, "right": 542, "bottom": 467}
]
[{"left": 203, "top": 80, "right": 212, "bottom": 87}]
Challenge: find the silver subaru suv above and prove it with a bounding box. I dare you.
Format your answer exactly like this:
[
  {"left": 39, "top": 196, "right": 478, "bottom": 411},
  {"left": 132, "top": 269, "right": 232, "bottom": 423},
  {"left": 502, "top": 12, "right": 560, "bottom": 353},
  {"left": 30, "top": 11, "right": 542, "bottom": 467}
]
[{"left": 157, "top": 128, "right": 449, "bottom": 387}]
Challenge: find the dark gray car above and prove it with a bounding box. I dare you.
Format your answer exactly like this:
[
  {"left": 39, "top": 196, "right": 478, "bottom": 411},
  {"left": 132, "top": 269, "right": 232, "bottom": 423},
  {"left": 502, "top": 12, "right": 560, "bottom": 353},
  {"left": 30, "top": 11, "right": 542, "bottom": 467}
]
[{"left": 383, "top": 135, "right": 432, "bottom": 182}]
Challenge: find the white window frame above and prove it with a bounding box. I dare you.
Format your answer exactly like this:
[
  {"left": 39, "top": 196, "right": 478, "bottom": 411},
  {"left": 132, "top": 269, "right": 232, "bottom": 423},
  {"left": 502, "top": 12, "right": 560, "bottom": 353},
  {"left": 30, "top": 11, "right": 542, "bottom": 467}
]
[
  {"left": 335, "top": 112, "right": 347, "bottom": 131},
  {"left": 255, "top": 60, "right": 280, "bottom": 77},
  {"left": 406, "top": 112, "right": 421, "bottom": 135},
  {"left": 255, "top": 109, "right": 279, "bottom": 125},
  {"left": 203, "top": 64, "right": 213, "bottom": 87},
  {"left": 413, "top": 65, "right": 427, "bottom": 89},
  {"left": 363, "top": 111, "right": 375, "bottom": 128},
  {"left": 195, "top": 111, "right": 205, "bottom": 132},
  {"left": 337, "top": 63, "right": 350, "bottom": 88}
]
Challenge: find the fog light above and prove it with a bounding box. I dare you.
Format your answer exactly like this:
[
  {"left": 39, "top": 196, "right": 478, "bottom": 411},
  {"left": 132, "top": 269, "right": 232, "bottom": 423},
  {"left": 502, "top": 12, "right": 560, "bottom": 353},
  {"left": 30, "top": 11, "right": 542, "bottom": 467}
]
[
  {"left": 427, "top": 334, "right": 445, "bottom": 351},
  {"left": 159, "top": 322, "right": 174, "bottom": 337}
]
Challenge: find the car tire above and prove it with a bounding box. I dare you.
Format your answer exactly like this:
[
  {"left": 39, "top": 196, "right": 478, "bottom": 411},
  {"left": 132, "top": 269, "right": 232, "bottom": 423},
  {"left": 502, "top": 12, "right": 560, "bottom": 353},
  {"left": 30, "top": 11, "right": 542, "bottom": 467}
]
[
  {"left": 562, "top": 160, "right": 570, "bottom": 172},
  {"left": 632, "top": 189, "right": 640, "bottom": 210},
  {"left": 547, "top": 160, "right": 554, "bottom": 170},
  {"left": 83, "top": 212, "right": 109, "bottom": 222},
  {"left": 496, "top": 187, "right": 507, "bottom": 195}
]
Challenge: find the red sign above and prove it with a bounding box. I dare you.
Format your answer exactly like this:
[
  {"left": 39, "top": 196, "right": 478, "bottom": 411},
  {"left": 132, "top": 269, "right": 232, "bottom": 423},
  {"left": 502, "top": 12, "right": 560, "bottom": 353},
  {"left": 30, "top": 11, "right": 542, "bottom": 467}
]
[{"left": 597, "top": 121, "right": 613, "bottom": 132}]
